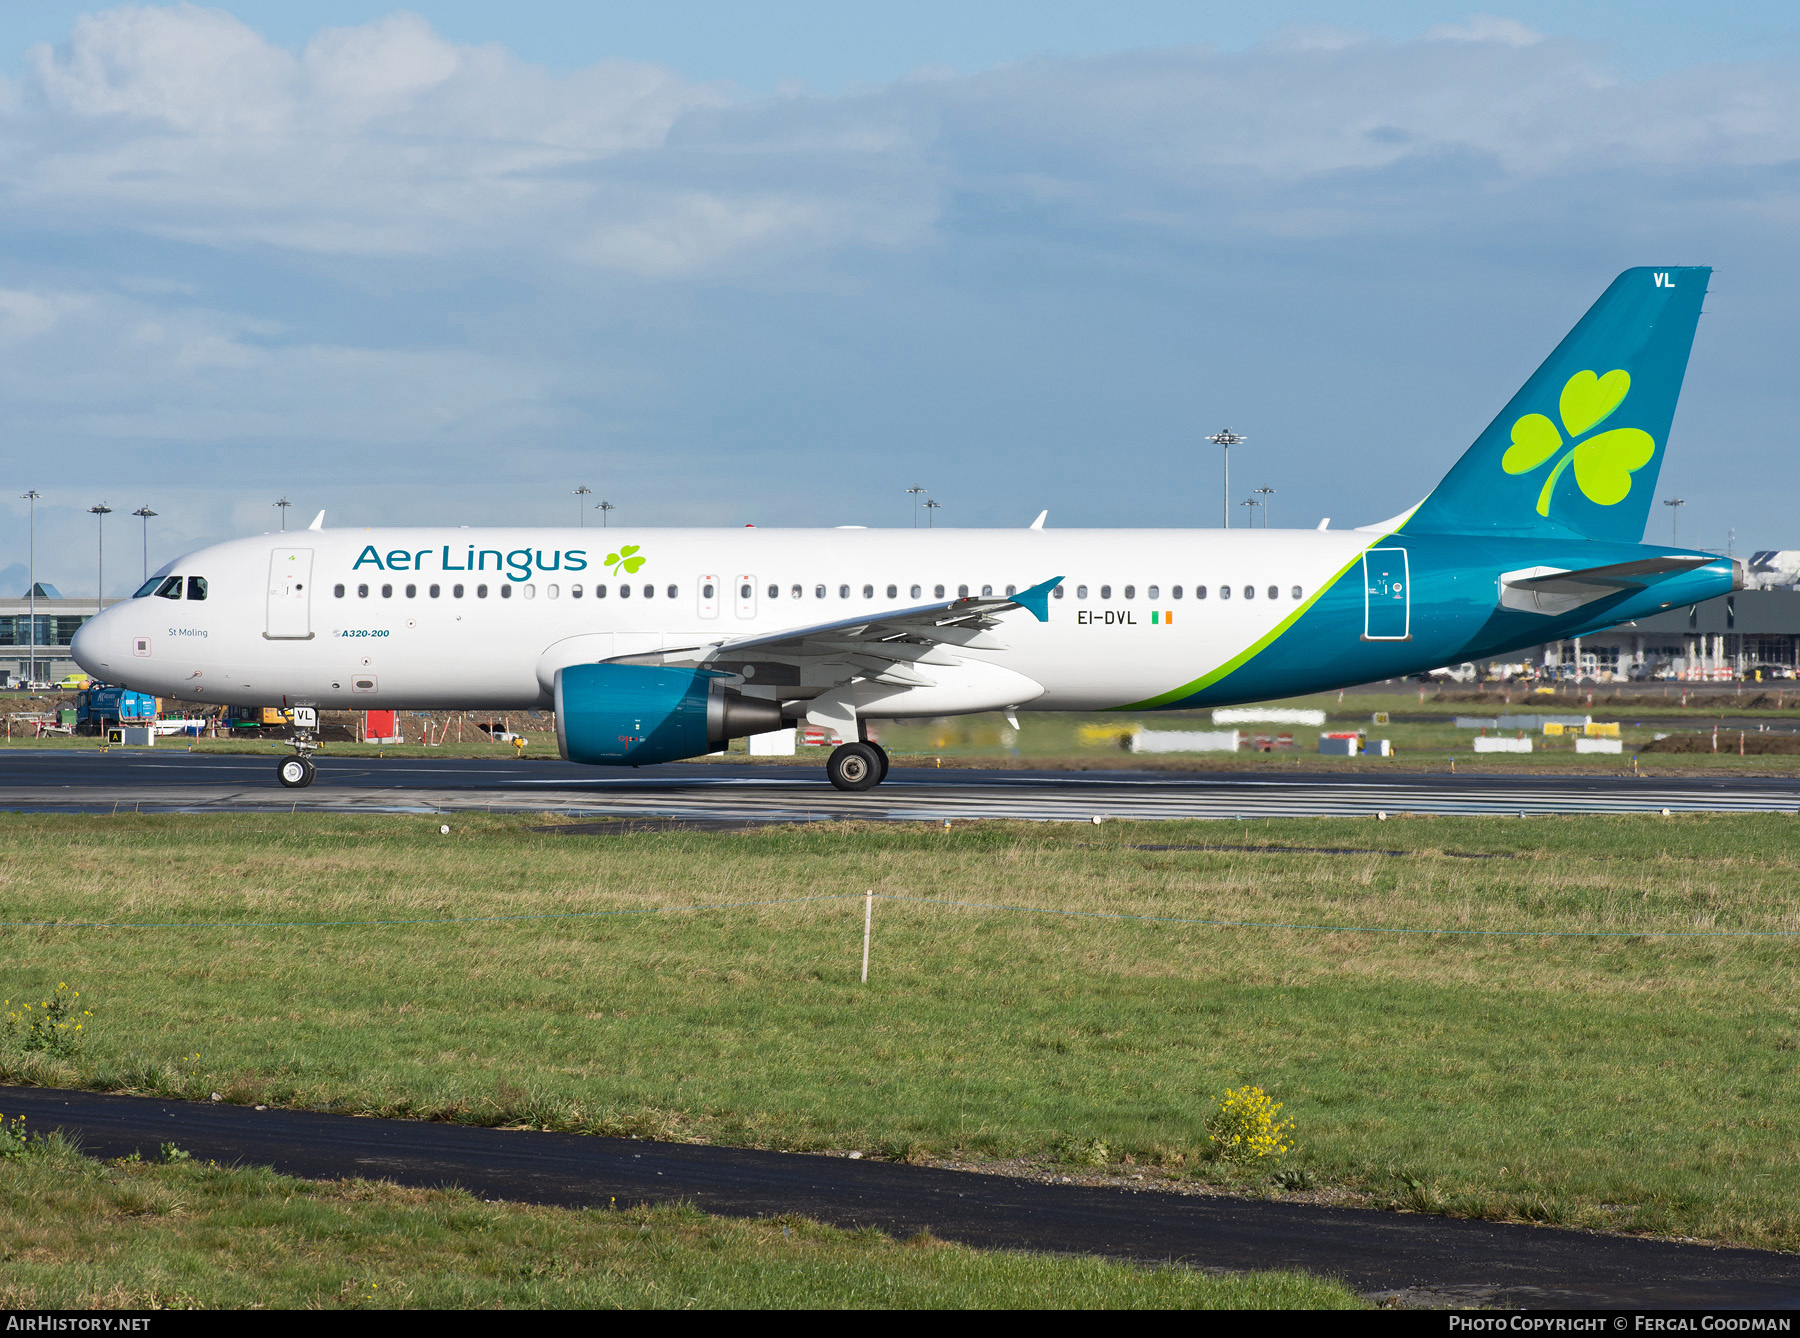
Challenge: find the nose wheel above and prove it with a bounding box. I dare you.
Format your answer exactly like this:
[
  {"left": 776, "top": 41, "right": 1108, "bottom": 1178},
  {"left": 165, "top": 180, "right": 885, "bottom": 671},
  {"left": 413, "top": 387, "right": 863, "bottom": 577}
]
[
  {"left": 277, "top": 755, "right": 316, "bottom": 788},
  {"left": 826, "top": 742, "right": 886, "bottom": 791}
]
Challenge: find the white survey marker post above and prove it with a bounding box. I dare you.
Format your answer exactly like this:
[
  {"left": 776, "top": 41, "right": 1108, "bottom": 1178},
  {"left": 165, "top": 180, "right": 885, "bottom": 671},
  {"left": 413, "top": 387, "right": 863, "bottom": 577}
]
[{"left": 861, "top": 889, "right": 873, "bottom": 983}]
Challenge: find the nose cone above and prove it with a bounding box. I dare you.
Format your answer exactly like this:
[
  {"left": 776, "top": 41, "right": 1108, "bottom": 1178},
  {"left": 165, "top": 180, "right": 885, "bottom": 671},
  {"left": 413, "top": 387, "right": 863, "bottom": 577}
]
[{"left": 70, "top": 608, "right": 116, "bottom": 680}]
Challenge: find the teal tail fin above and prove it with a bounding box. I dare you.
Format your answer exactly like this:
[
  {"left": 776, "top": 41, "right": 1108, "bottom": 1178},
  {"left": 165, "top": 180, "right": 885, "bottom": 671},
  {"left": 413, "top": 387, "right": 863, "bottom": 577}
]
[{"left": 1404, "top": 266, "right": 1709, "bottom": 543}]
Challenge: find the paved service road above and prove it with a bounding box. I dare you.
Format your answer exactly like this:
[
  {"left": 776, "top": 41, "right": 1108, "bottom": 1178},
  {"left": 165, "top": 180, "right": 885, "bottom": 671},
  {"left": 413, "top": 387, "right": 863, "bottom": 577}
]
[
  {"left": 8, "top": 1086, "right": 1796, "bottom": 1308},
  {"left": 0, "top": 750, "right": 1798, "bottom": 822}
]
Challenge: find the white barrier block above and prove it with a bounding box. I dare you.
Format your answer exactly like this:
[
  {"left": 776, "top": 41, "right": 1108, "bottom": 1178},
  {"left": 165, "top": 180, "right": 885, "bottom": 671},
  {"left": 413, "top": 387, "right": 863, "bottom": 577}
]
[
  {"left": 1213, "top": 708, "right": 1327, "bottom": 726},
  {"left": 748, "top": 728, "right": 797, "bottom": 756},
  {"left": 1130, "top": 729, "right": 1239, "bottom": 753},
  {"left": 1473, "top": 736, "right": 1533, "bottom": 753},
  {"left": 1575, "top": 737, "right": 1622, "bottom": 754},
  {"left": 1318, "top": 735, "right": 1359, "bottom": 757},
  {"left": 1367, "top": 738, "right": 1393, "bottom": 757},
  {"left": 120, "top": 727, "right": 155, "bottom": 747}
]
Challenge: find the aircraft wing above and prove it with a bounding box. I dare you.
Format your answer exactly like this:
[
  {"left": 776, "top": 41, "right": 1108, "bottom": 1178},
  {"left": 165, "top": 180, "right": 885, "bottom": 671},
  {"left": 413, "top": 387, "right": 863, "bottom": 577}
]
[{"left": 698, "top": 576, "right": 1062, "bottom": 686}]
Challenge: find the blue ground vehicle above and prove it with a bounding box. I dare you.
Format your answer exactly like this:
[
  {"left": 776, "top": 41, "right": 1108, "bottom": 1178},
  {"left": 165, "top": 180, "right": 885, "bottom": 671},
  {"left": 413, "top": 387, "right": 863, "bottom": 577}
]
[{"left": 74, "top": 684, "right": 157, "bottom": 736}]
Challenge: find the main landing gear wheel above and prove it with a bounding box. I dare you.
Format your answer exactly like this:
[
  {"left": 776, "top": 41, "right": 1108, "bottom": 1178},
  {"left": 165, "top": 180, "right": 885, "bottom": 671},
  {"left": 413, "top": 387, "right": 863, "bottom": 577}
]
[
  {"left": 867, "top": 741, "right": 890, "bottom": 784},
  {"left": 277, "top": 756, "right": 316, "bottom": 788},
  {"left": 826, "top": 742, "right": 884, "bottom": 792}
]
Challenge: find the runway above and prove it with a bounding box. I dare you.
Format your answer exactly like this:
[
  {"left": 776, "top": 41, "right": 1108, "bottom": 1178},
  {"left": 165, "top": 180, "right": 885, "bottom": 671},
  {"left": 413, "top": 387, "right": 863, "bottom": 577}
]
[
  {"left": 1, "top": 750, "right": 1798, "bottom": 821},
  {"left": 9, "top": 1084, "right": 1797, "bottom": 1308}
]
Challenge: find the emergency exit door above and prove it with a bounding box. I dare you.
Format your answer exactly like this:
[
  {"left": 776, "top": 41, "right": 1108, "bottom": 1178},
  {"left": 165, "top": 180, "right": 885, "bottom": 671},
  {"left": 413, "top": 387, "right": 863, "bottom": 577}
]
[
  {"left": 266, "top": 548, "right": 315, "bottom": 639},
  {"left": 1362, "top": 547, "right": 1410, "bottom": 641}
]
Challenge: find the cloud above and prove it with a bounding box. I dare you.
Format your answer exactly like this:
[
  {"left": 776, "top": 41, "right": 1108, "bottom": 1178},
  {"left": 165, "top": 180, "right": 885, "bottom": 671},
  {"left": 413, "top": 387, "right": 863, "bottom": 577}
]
[{"left": 0, "top": 7, "right": 1797, "bottom": 557}]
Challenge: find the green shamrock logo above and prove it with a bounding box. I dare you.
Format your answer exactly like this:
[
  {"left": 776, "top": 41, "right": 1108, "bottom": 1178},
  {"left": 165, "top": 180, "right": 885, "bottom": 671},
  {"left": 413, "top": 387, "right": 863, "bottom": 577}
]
[
  {"left": 1501, "top": 369, "right": 1655, "bottom": 517},
  {"left": 604, "top": 544, "right": 645, "bottom": 574}
]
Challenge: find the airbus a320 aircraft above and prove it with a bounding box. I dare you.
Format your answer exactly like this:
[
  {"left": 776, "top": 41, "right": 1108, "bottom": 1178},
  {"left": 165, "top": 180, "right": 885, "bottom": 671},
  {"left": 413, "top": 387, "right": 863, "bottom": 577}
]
[{"left": 73, "top": 267, "right": 1737, "bottom": 791}]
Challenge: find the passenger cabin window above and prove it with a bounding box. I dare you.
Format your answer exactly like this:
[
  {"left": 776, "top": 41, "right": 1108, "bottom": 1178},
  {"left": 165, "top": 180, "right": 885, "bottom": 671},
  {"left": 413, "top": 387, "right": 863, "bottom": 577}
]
[
  {"left": 1219, "top": 585, "right": 1230, "bottom": 600},
  {"left": 596, "top": 584, "right": 607, "bottom": 598},
  {"left": 381, "top": 584, "right": 393, "bottom": 598},
  {"left": 1291, "top": 585, "right": 1303, "bottom": 599},
  {"left": 958, "top": 585, "right": 969, "bottom": 598},
  {"left": 910, "top": 584, "right": 921, "bottom": 598},
  {"left": 500, "top": 584, "right": 513, "bottom": 600},
  {"left": 666, "top": 584, "right": 677, "bottom": 599},
  {"left": 1052, "top": 585, "right": 1064, "bottom": 599},
  {"left": 571, "top": 584, "right": 583, "bottom": 598},
  {"left": 703, "top": 583, "right": 715, "bottom": 599},
  {"left": 1267, "top": 585, "right": 1278, "bottom": 600},
  {"left": 334, "top": 584, "right": 346, "bottom": 598},
  {"left": 1076, "top": 585, "right": 1088, "bottom": 599},
  {"left": 767, "top": 584, "right": 778, "bottom": 599},
  {"left": 981, "top": 584, "right": 993, "bottom": 597},
  {"left": 618, "top": 583, "right": 630, "bottom": 598},
  {"left": 791, "top": 584, "right": 802, "bottom": 599},
  {"left": 934, "top": 585, "right": 945, "bottom": 598},
  {"left": 887, "top": 584, "right": 898, "bottom": 599},
  {"left": 453, "top": 584, "right": 464, "bottom": 598},
  {"left": 429, "top": 584, "right": 440, "bottom": 598},
  {"left": 547, "top": 584, "right": 558, "bottom": 599},
  {"left": 1123, "top": 585, "right": 1135, "bottom": 599},
  {"left": 1172, "top": 586, "right": 1183, "bottom": 599},
  {"left": 1005, "top": 584, "right": 1016, "bottom": 596},
  {"left": 863, "top": 584, "right": 874, "bottom": 599},
  {"left": 357, "top": 584, "right": 369, "bottom": 598},
  {"left": 476, "top": 584, "right": 488, "bottom": 598},
  {"left": 1147, "top": 585, "right": 1159, "bottom": 600},
  {"left": 1195, "top": 585, "right": 1207, "bottom": 599},
  {"left": 839, "top": 584, "right": 850, "bottom": 599},
  {"left": 406, "top": 584, "right": 417, "bottom": 599},
  {"left": 644, "top": 584, "right": 655, "bottom": 599},
  {"left": 1100, "top": 585, "right": 1112, "bottom": 600},
  {"left": 1244, "top": 585, "right": 1255, "bottom": 600}
]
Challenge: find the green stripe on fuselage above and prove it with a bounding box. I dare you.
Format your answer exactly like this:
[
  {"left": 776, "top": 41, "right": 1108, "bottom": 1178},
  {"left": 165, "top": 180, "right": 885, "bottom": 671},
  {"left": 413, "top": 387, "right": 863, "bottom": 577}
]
[{"left": 1113, "top": 540, "right": 1380, "bottom": 711}]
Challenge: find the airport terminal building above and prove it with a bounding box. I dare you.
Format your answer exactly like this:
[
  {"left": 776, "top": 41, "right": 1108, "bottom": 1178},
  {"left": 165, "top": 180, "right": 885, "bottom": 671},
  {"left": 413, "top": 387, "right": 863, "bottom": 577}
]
[
  {"left": 1530, "top": 589, "right": 1800, "bottom": 681},
  {"left": 0, "top": 586, "right": 116, "bottom": 684}
]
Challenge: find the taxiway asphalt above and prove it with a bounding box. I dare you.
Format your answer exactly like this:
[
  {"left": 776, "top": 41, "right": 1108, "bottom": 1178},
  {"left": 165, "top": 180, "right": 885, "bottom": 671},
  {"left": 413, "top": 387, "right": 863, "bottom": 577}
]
[
  {"left": 0, "top": 750, "right": 1797, "bottom": 822},
  {"left": 6, "top": 1085, "right": 1795, "bottom": 1308}
]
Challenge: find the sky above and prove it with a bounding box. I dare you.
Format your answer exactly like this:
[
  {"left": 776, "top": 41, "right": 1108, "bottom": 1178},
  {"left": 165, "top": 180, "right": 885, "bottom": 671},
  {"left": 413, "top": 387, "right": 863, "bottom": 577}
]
[{"left": 0, "top": 3, "right": 1797, "bottom": 595}]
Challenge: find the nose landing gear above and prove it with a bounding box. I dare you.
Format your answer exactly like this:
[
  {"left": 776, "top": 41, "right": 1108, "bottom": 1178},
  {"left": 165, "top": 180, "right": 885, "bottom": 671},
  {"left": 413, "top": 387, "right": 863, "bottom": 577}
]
[
  {"left": 826, "top": 741, "right": 889, "bottom": 792},
  {"left": 275, "top": 705, "right": 319, "bottom": 788}
]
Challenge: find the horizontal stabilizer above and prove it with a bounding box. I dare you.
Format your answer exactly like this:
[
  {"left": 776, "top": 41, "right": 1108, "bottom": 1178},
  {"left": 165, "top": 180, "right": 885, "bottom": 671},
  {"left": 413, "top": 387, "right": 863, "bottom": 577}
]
[{"left": 1500, "top": 554, "right": 1722, "bottom": 616}]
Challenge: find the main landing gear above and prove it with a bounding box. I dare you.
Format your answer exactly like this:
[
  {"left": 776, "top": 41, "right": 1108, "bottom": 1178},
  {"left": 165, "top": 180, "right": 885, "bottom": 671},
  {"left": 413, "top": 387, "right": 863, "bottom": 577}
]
[{"left": 826, "top": 741, "right": 889, "bottom": 792}]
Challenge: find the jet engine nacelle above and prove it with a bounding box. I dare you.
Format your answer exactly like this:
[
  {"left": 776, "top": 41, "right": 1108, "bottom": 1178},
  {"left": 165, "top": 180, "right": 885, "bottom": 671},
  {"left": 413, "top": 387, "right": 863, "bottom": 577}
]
[{"left": 553, "top": 663, "right": 784, "bottom": 765}]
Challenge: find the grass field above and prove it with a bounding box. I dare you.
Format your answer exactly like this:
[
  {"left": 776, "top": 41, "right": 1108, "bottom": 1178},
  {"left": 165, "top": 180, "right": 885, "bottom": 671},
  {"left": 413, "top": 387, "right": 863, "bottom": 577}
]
[
  {"left": 2, "top": 812, "right": 1797, "bottom": 1255},
  {"left": 0, "top": 1133, "right": 1358, "bottom": 1308}
]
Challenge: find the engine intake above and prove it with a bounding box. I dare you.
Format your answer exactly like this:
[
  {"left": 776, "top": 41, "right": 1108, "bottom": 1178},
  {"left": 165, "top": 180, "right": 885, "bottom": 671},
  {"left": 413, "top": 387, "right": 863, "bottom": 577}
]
[{"left": 554, "top": 663, "right": 784, "bottom": 765}]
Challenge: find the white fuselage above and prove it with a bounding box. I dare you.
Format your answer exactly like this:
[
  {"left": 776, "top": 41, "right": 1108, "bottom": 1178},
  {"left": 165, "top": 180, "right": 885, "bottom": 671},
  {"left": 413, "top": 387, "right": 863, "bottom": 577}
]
[{"left": 73, "top": 526, "right": 1378, "bottom": 714}]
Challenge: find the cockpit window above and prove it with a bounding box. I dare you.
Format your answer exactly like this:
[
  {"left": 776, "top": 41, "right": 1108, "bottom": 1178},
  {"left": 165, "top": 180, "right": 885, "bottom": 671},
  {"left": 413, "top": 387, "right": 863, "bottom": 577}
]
[
  {"left": 154, "top": 576, "right": 183, "bottom": 600},
  {"left": 186, "top": 576, "right": 207, "bottom": 601},
  {"left": 133, "top": 577, "right": 162, "bottom": 598}
]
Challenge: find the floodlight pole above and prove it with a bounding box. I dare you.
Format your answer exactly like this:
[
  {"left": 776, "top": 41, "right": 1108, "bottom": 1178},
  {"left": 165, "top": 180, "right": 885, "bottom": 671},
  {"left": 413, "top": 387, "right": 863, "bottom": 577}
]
[
  {"left": 21, "top": 491, "right": 39, "bottom": 686},
  {"left": 923, "top": 498, "right": 941, "bottom": 528},
  {"left": 132, "top": 507, "right": 157, "bottom": 582},
  {"left": 597, "top": 500, "right": 614, "bottom": 528},
  {"left": 906, "top": 484, "right": 926, "bottom": 528},
  {"left": 1206, "top": 429, "right": 1246, "bottom": 528},
  {"left": 1253, "top": 486, "right": 1275, "bottom": 529},
  {"left": 274, "top": 497, "right": 291, "bottom": 531},
  {"left": 573, "top": 485, "right": 591, "bottom": 527},
  {"left": 1663, "top": 497, "right": 1686, "bottom": 546},
  {"left": 89, "top": 503, "right": 112, "bottom": 607}
]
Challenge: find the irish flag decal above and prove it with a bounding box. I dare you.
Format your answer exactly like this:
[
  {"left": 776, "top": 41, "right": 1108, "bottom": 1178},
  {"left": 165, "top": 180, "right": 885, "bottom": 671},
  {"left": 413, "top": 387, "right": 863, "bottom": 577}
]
[{"left": 1151, "top": 610, "right": 1173, "bottom": 625}]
